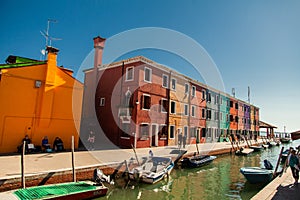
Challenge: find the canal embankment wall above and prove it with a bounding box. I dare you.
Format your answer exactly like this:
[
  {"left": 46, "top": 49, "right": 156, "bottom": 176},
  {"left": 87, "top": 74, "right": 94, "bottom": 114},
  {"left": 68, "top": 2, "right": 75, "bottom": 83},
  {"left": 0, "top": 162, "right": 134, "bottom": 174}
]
[{"left": 0, "top": 140, "right": 259, "bottom": 192}]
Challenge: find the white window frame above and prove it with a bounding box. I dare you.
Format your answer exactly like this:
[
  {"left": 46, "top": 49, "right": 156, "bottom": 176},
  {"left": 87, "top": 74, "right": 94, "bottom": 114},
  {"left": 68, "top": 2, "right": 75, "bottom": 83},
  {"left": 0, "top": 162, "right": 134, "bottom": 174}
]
[
  {"left": 185, "top": 83, "right": 189, "bottom": 94},
  {"left": 142, "top": 94, "right": 151, "bottom": 110},
  {"left": 192, "top": 86, "right": 196, "bottom": 97},
  {"left": 144, "top": 67, "right": 152, "bottom": 83},
  {"left": 100, "top": 98, "right": 105, "bottom": 106},
  {"left": 184, "top": 104, "right": 189, "bottom": 116},
  {"left": 162, "top": 74, "right": 169, "bottom": 88},
  {"left": 202, "top": 90, "right": 206, "bottom": 100},
  {"left": 171, "top": 78, "right": 176, "bottom": 91},
  {"left": 160, "top": 98, "right": 168, "bottom": 113},
  {"left": 170, "top": 101, "right": 176, "bottom": 114},
  {"left": 191, "top": 105, "right": 196, "bottom": 117},
  {"left": 125, "top": 66, "right": 134, "bottom": 81},
  {"left": 184, "top": 126, "right": 188, "bottom": 137},
  {"left": 169, "top": 125, "right": 175, "bottom": 139}
]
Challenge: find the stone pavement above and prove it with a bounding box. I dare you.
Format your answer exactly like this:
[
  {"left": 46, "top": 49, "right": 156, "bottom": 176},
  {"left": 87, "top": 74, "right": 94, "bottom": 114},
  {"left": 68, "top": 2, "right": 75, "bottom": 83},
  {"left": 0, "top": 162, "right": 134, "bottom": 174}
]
[
  {"left": 251, "top": 168, "right": 300, "bottom": 200},
  {"left": 0, "top": 141, "right": 234, "bottom": 180}
]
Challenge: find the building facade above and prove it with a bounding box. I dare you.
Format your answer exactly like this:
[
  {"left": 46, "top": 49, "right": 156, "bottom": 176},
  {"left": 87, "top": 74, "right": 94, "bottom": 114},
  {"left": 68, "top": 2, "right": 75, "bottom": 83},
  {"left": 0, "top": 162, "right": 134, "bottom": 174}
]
[
  {"left": 81, "top": 36, "right": 260, "bottom": 148},
  {"left": 0, "top": 47, "right": 83, "bottom": 153}
]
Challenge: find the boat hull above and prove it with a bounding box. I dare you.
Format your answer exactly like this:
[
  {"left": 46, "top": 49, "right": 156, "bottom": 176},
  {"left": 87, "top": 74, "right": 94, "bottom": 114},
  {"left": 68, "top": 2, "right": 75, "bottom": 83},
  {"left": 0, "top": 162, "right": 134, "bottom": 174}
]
[
  {"left": 181, "top": 155, "right": 216, "bottom": 168},
  {"left": 0, "top": 181, "right": 108, "bottom": 200},
  {"left": 128, "top": 157, "right": 174, "bottom": 184},
  {"left": 291, "top": 131, "right": 300, "bottom": 140},
  {"left": 280, "top": 138, "right": 291, "bottom": 143},
  {"left": 240, "top": 167, "right": 273, "bottom": 184},
  {"left": 250, "top": 146, "right": 263, "bottom": 152}
]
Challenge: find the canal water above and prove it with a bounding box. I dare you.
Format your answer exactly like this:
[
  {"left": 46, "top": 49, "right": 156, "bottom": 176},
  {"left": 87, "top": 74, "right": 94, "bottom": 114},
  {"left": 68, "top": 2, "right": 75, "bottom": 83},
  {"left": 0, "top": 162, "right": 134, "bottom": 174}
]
[{"left": 96, "top": 140, "right": 300, "bottom": 200}]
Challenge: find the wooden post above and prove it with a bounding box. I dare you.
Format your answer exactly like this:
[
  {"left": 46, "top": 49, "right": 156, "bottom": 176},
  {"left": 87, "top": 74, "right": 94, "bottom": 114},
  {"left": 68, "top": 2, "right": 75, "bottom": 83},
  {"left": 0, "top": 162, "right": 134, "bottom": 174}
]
[
  {"left": 229, "top": 137, "right": 236, "bottom": 152},
  {"left": 131, "top": 144, "right": 140, "bottom": 166},
  {"left": 21, "top": 141, "right": 26, "bottom": 189},
  {"left": 245, "top": 137, "right": 251, "bottom": 148},
  {"left": 273, "top": 147, "right": 284, "bottom": 177},
  {"left": 71, "top": 136, "right": 76, "bottom": 182},
  {"left": 195, "top": 142, "right": 200, "bottom": 155}
]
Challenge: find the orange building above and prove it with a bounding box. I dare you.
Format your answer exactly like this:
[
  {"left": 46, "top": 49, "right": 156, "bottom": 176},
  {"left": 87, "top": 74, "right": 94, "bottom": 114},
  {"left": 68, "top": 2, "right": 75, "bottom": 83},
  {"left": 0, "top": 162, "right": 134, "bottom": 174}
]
[{"left": 0, "top": 47, "right": 83, "bottom": 153}]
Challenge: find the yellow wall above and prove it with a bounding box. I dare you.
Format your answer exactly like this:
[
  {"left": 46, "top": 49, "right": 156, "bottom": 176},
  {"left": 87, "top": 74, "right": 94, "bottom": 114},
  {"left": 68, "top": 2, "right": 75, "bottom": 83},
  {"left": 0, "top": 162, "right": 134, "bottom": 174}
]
[{"left": 0, "top": 53, "right": 83, "bottom": 153}]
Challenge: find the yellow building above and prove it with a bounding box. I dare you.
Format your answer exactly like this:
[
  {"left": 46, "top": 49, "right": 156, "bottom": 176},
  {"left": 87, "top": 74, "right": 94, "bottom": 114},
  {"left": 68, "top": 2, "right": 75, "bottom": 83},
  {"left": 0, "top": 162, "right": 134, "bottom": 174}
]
[{"left": 0, "top": 47, "right": 83, "bottom": 153}]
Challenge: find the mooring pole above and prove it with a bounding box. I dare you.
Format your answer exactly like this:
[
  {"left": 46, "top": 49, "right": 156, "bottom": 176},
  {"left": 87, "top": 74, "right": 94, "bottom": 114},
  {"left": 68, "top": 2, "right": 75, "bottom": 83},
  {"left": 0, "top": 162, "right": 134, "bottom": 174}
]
[
  {"left": 21, "top": 141, "right": 26, "bottom": 188},
  {"left": 71, "top": 136, "right": 76, "bottom": 182},
  {"left": 273, "top": 147, "right": 284, "bottom": 177}
]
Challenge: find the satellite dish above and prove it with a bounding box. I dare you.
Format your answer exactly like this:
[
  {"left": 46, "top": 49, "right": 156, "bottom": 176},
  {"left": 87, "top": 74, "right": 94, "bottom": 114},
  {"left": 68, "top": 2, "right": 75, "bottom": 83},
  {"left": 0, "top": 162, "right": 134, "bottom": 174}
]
[{"left": 41, "top": 49, "right": 46, "bottom": 55}]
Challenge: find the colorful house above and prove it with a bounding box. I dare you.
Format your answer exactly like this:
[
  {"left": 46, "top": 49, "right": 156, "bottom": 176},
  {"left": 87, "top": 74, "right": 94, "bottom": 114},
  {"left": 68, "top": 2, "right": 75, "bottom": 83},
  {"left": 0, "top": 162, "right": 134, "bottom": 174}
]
[
  {"left": 82, "top": 36, "right": 261, "bottom": 148},
  {"left": 0, "top": 47, "right": 83, "bottom": 153}
]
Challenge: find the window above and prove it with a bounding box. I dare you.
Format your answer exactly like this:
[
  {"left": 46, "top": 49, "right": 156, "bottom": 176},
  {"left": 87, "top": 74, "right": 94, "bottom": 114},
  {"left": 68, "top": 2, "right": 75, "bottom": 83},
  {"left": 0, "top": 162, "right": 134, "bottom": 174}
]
[
  {"left": 171, "top": 78, "right": 176, "bottom": 90},
  {"left": 202, "top": 108, "right": 206, "bottom": 118},
  {"left": 230, "top": 115, "right": 234, "bottom": 122},
  {"left": 220, "top": 112, "right": 223, "bottom": 121},
  {"left": 215, "top": 111, "right": 219, "bottom": 120},
  {"left": 192, "top": 86, "right": 196, "bottom": 97},
  {"left": 144, "top": 67, "right": 152, "bottom": 82},
  {"left": 162, "top": 74, "right": 169, "bottom": 88},
  {"left": 190, "top": 127, "right": 196, "bottom": 137},
  {"left": 206, "top": 110, "right": 211, "bottom": 119},
  {"left": 191, "top": 105, "right": 196, "bottom": 117},
  {"left": 170, "top": 101, "right": 176, "bottom": 114},
  {"left": 184, "top": 126, "right": 188, "bottom": 137},
  {"left": 140, "top": 124, "right": 149, "bottom": 140},
  {"left": 184, "top": 104, "right": 189, "bottom": 116},
  {"left": 207, "top": 92, "right": 211, "bottom": 102},
  {"left": 202, "top": 90, "right": 206, "bottom": 100},
  {"left": 230, "top": 101, "right": 233, "bottom": 108},
  {"left": 125, "top": 67, "right": 134, "bottom": 81},
  {"left": 121, "top": 123, "right": 131, "bottom": 138},
  {"left": 216, "top": 95, "right": 219, "bottom": 104},
  {"left": 235, "top": 116, "right": 239, "bottom": 122},
  {"left": 185, "top": 83, "right": 189, "bottom": 94},
  {"left": 227, "top": 100, "right": 230, "bottom": 107},
  {"left": 100, "top": 98, "right": 105, "bottom": 106},
  {"left": 170, "top": 125, "right": 175, "bottom": 139},
  {"left": 226, "top": 114, "right": 230, "bottom": 122},
  {"left": 160, "top": 99, "right": 168, "bottom": 113},
  {"left": 235, "top": 102, "right": 239, "bottom": 109},
  {"left": 159, "top": 125, "right": 168, "bottom": 139},
  {"left": 220, "top": 97, "right": 223, "bottom": 105},
  {"left": 142, "top": 94, "right": 151, "bottom": 110}
]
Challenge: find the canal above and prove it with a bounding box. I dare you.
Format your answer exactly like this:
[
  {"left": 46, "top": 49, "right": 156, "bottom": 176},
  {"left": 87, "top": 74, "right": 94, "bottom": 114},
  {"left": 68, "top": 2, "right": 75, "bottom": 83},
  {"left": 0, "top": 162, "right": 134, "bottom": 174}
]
[{"left": 96, "top": 140, "right": 300, "bottom": 200}]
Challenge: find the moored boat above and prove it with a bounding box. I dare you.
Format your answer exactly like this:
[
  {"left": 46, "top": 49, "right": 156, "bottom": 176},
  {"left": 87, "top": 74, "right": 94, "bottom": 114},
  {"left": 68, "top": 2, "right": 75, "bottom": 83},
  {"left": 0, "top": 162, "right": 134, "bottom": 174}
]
[
  {"left": 128, "top": 156, "right": 174, "bottom": 184},
  {"left": 240, "top": 160, "right": 274, "bottom": 184},
  {"left": 249, "top": 145, "right": 263, "bottom": 152},
  {"left": 280, "top": 138, "right": 291, "bottom": 143},
  {"left": 240, "top": 167, "right": 273, "bottom": 184},
  {"left": 0, "top": 181, "right": 108, "bottom": 200},
  {"left": 180, "top": 155, "right": 217, "bottom": 168},
  {"left": 290, "top": 130, "right": 300, "bottom": 141}
]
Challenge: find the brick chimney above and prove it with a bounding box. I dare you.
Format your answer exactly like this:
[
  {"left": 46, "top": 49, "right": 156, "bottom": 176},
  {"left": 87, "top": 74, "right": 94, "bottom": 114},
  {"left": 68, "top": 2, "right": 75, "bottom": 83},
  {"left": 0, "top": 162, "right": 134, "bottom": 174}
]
[
  {"left": 93, "top": 36, "right": 106, "bottom": 68},
  {"left": 46, "top": 46, "right": 59, "bottom": 85}
]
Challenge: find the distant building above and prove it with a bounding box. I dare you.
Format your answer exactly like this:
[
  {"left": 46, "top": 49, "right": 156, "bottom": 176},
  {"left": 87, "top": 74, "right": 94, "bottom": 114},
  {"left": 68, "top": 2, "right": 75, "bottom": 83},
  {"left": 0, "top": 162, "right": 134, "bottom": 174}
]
[
  {"left": 0, "top": 47, "right": 83, "bottom": 153},
  {"left": 81, "top": 36, "right": 260, "bottom": 148}
]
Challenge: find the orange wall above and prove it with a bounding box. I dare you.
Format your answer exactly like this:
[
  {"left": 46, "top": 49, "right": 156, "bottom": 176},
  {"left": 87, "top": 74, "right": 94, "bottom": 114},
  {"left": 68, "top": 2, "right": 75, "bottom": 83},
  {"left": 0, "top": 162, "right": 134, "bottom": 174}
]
[{"left": 0, "top": 53, "right": 83, "bottom": 153}]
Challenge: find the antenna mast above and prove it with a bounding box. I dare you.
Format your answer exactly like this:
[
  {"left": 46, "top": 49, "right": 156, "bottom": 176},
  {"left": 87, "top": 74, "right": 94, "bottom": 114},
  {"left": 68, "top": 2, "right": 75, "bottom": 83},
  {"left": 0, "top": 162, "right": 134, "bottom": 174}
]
[{"left": 40, "top": 19, "right": 61, "bottom": 59}]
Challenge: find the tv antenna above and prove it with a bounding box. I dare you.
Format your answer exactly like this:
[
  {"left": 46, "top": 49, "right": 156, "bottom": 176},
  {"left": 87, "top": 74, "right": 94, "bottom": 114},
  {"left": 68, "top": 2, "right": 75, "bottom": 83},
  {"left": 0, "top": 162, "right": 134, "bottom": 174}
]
[{"left": 40, "top": 19, "right": 62, "bottom": 59}]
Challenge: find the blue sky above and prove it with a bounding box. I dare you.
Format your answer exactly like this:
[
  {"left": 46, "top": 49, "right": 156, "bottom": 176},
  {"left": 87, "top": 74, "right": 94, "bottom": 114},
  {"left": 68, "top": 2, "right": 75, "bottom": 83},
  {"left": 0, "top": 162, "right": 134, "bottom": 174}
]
[{"left": 1, "top": 0, "right": 300, "bottom": 132}]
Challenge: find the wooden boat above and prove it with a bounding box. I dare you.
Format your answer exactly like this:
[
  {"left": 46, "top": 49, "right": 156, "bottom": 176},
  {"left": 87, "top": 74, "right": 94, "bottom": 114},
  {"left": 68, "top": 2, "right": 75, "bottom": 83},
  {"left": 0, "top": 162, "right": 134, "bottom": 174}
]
[
  {"left": 0, "top": 181, "right": 108, "bottom": 200},
  {"left": 128, "top": 156, "right": 174, "bottom": 184},
  {"left": 240, "top": 160, "right": 274, "bottom": 184},
  {"left": 280, "top": 138, "right": 291, "bottom": 143},
  {"left": 249, "top": 145, "right": 263, "bottom": 152},
  {"left": 180, "top": 155, "right": 217, "bottom": 168},
  {"left": 240, "top": 167, "right": 273, "bottom": 184},
  {"left": 290, "top": 131, "right": 300, "bottom": 140},
  {"left": 235, "top": 148, "right": 254, "bottom": 155},
  {"left": 267, "top": 141, "right": 277, "bottom": 147}
]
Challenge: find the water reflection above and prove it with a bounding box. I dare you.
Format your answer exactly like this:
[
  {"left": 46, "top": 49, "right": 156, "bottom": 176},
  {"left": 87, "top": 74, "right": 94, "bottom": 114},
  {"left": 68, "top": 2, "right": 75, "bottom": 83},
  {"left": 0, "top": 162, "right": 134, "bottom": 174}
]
[{"left": 96, "top": 140, "right": 300, "bottom": 200}]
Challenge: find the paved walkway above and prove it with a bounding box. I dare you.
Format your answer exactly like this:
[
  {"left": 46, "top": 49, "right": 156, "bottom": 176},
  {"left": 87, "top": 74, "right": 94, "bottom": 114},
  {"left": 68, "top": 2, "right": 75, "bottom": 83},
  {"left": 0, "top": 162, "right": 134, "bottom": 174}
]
[
  {"left": 0, "top": 141, "right": 234, "bottom": 180},
  {"left": 251, "top": 168, "right": 299, "bottom": 200}
]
